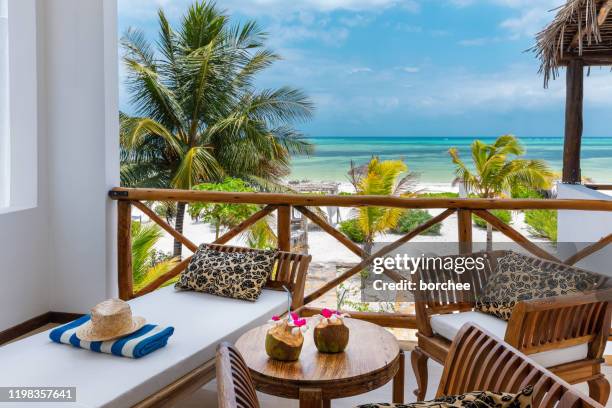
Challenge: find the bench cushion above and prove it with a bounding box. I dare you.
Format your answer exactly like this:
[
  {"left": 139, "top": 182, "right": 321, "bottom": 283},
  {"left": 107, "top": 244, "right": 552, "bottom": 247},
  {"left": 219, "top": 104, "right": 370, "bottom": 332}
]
[
  {"left": 0, "top": 286, "right": 287, "bottom": 407},
  {"left": 430, "top": 311, "right": 588, "bottom": 368}
]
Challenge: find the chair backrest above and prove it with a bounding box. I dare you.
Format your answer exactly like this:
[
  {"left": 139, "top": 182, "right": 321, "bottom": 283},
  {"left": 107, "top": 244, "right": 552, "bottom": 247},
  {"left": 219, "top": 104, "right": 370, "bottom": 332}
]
[
  {"left": 205, "top": 244, "right": 311, "bottom": 309},
  {"left": 216, "top": 342, "right": 260, "bottom": 408},
  {"left": 413, "top": 252, "right": 499, "bottom": 321},
  {"left": 437, "top": 323, "right": 604, "bottom": 408}
]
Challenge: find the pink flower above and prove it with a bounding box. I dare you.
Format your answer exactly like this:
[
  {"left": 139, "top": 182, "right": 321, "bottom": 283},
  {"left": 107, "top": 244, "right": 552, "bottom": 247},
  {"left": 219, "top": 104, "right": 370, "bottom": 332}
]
[
  {"left": 294, "top": 318, "right": 307, "bottom": 327},
  {"left": 290, "top": 312, "right": 299, "bottom": 321},
  {"left": 321, "top": 308, "right": 334, "bottom": 319},
  {"left": 271, "top": 315, "right": 280, "bottom": 321}
]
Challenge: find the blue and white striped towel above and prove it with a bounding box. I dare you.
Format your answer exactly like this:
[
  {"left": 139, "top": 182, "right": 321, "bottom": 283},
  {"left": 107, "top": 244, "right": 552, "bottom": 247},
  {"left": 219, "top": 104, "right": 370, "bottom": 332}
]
[{"left": 49, "top": 315, "right": 174, "bottom": 359}]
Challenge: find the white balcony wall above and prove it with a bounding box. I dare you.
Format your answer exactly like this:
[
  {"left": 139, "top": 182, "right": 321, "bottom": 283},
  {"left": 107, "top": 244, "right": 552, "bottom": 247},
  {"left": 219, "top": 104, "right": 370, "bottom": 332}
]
[
  {"left": 557, "top": 183, "right": 612, "bottom": 275},
  {"left": 40, "top": 0, "right": 119, "bottom": 313},
  {"left": 0, "top": 0, "right": 47, "bottom": 330},
  {"left": 0, "top": 0, "right": 119, "bottom": 331}
]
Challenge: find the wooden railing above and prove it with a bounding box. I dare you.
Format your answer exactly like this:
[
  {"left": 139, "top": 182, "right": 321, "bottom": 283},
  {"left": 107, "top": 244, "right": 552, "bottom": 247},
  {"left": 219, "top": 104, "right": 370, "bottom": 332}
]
[{"left": 109, "top": 187, "right": 612, "bottom": 329}]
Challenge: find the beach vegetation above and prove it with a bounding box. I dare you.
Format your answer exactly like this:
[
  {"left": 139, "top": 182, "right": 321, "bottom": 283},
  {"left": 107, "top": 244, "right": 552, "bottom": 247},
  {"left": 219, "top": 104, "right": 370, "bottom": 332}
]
[
  {"left": 525, "top": 209, "right": 558, "bottom": 242},
  {"left": 393, "top": 209, "right": 442, "bottom": 235},
  {"left": 131, "top": 221, "right": 179, "bottom": 291},
  {"left": 449, "top": 135, "right": 553, "bottom": 249},
  {"left": 347, "top": 158, "right": 416, "bottom": 255},
  {"left": 339, "top": 219, "right": 366, "bottom": 243},
  {"left": 119, "top": 0, "right": 313, "bottom": 258},
  {"left": 417, "top": 192, "right": 460, "bottom": 198},
  {"left": 189, "top": 178, "right": 260, "bottom": 239}
]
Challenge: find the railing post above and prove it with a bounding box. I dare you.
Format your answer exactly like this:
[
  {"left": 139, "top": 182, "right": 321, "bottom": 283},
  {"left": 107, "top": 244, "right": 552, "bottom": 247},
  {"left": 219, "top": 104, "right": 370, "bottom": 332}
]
[
  {"left": 457, "top": 209, "right": 473, "bottom": 254},
  {"left": 118, "top": 200, "right": 133, "bottom": 300},
  {"left": 277, "top": 205, "right": 291, "bottom": 252}
]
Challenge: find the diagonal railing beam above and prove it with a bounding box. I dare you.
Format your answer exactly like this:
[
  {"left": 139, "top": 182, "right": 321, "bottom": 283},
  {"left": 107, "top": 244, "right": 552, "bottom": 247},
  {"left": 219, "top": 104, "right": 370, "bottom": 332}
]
[
  {"left": 133, "top": 201, "right": 199, "bottom": 252},
  {"left": 296, "top": 206, "right": 363, "bottom": 257},
  {"left": 295, "top": 205, "right": 404, "bottom": 283},
  {"left": 472, "top": 209, "right": 561, "bottom": 263},
  {"left": 564, "top": 234, "right": 612, "bottom": 266},
  {"left": 304, "top": 208, "right": 456, "bottom": 305}
]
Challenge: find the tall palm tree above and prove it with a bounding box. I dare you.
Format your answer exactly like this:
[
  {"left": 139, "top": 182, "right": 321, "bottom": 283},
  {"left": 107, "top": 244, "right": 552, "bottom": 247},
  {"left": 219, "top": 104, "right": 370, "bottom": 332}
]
[
  {"left": 120, "top": 1, "right": 314, "bottom": 257},
  {"left": 348, "top": 158, "right": 415, "bottom": 256},
  {"left": 449, "top": 135, "right": 553, "bottom": 250}
]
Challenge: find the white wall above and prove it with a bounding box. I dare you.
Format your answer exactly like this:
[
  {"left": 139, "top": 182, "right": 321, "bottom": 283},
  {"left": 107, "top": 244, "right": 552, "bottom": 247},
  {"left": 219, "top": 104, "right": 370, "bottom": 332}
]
[
  {"left": 557, "top": 183, "right": 612, "bottom": 275},
  {"left": 41, "top": 0, "right": 120, "bottom": 312},
  {"left": 0, "top": 0, "right": 119, "bottom": 330},
  {"left": 0, "top": 0, "right": 48, "bottom": 330}
]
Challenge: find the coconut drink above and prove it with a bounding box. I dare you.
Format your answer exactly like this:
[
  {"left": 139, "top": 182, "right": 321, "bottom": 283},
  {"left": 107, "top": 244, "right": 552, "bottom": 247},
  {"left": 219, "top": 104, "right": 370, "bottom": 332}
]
[
  {"left": 265, "top": 287, "right": 309, "bottom": 361},
  {"left": 313, "top": 308, "right": 351, "bottom": 353},
  {"left": 265, "top": 313, "right": 308, "bottom": 361}
]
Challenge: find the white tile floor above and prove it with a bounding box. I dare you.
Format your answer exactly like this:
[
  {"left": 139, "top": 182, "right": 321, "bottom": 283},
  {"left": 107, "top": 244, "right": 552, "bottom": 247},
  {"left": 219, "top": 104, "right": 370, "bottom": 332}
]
[{"left": 178, "top": 353, "right": 612, "bottom": 408}]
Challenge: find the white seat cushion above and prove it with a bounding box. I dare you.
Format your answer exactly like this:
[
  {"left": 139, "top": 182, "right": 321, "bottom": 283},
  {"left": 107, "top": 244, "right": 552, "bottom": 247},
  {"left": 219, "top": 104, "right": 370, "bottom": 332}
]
[
  {"left": 430, "top": 311, "right": 588, "bottom": 368},
  {"left": 0, "top": 286, "right": 287, "bottom": 408}
]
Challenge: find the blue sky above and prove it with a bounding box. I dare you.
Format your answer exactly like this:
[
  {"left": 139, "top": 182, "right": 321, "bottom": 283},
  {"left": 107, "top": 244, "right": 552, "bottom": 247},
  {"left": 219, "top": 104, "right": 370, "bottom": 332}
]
[{"left": 118, "top": 0, "right": 612, "bottom": 137}]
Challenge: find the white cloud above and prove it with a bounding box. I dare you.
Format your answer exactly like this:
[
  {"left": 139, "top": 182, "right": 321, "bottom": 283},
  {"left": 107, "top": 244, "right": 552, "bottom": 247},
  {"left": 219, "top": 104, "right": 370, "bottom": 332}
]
[{"left": 399, "top": 66, "right": 420, "bottom": 73}]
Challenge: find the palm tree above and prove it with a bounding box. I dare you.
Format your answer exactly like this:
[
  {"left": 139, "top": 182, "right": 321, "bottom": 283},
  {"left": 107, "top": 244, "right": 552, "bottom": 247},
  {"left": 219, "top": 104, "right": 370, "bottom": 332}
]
[
  {"left": 120, "top": 1, "right": 314, "bottom": 257},
  {"left": 348, "top": 158, "right": 415, "bottom": 256},
  {"left": 449, "top": 135, "right": 553, "bottom": 250},
  {"left": 131, "top": 221, "right": 179, "bottom": 291}
]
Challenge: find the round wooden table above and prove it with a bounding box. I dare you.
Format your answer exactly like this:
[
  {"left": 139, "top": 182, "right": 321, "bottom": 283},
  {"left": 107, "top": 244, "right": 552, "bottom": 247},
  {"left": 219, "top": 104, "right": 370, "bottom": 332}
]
[{"left": 235, "top": 318, "right": 404, "bottom": 408}]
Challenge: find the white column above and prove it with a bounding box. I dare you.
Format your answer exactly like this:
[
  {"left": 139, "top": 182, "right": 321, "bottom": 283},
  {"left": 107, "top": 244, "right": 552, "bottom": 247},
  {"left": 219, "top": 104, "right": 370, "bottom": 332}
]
[{"left": 40, "top": 0, "right": 119, "bottom": 312}]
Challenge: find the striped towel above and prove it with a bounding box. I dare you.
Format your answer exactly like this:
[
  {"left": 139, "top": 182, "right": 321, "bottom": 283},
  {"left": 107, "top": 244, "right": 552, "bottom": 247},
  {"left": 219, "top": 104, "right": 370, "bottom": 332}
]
[{"left": 49, "top": 315, "right": 174, "bottom": 359}]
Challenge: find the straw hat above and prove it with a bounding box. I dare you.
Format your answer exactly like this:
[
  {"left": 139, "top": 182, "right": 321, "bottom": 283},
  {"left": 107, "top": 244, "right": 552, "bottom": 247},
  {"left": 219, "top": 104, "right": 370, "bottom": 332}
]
[{"left": 76, "top": 299, "right": 146, "bottom": 342}]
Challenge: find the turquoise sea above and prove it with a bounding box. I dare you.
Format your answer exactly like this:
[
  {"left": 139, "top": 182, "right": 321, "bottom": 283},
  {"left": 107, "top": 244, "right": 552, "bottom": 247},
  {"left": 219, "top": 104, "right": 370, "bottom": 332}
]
[{"left": 290, "top": 137, "right": 612, "bottom": 184}]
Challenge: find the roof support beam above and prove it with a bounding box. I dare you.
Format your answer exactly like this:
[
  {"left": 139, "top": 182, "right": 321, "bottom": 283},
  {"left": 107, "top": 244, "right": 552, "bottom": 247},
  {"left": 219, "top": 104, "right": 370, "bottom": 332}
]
[
  {"left": 562, "top": 59, "right": 584, "bottom": 184},
  {"left": 569, "top": 0, "right": 612, "bottom": 49}
]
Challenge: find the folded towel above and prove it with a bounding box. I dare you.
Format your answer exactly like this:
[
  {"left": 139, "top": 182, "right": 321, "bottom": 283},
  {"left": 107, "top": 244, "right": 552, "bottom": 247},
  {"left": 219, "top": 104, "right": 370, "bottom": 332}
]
[{"left": 49, "top": 315, "right": 174, "bottom": 359}]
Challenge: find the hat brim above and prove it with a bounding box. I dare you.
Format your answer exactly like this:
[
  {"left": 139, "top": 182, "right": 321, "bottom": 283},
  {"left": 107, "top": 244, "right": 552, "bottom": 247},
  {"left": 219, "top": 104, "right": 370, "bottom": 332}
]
[{"left": 75, "top": 316, "right": 146, "bottom": 342}]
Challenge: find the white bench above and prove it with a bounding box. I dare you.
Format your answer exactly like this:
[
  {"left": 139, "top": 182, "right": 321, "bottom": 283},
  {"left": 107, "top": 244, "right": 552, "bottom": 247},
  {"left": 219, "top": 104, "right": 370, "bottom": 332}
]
[
  {"left": 0, "top": 245, "right": 312, "bottom": 407},
  {"left": 0, "top": 286, "right": 288, "bottom": 407}
]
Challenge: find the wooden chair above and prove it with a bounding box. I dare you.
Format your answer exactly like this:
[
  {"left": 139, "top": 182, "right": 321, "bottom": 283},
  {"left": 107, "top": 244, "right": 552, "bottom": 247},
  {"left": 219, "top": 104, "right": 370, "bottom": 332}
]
[
  {"left": 412, "top": 251, "right": 612, "bottom": 405},
  {"left": 437, "top": 323, "right": 604, "bottom": 408},
  {"left": 205, "top": 244, "right": 311, "bottom": 310},
  {"left": 216, "top": 342, "right": 260, "bottom": 408},
  {"left": 215, "top": 324, "right": 604, "bottom": 408}
]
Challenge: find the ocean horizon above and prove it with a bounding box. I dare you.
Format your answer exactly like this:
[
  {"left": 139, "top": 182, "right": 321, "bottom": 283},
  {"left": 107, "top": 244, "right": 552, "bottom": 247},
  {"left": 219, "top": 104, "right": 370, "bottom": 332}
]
[{"left": 290, "top": 136, "right": 612, "bottom": 184}]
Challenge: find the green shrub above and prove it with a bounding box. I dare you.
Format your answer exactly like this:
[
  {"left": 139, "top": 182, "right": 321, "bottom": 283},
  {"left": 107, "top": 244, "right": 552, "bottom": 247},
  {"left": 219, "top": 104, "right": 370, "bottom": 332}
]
[
  {"left": 417, "top": 192, "right": 460, "bottom": 198},
  {"left": 473, "top": 209, "right": 512, "bottom": 229},
  {"left": 511, "top": 185, "right": 545, "bottom": 199},
  {"left": 393, "top": 209, "right": 442, "bottom": 235},
  {"left": 339, "top": 219, "right": 366, "bottom": 243},
  {"left": 524, "top": 209, "right": 557, "bottom": 242}
]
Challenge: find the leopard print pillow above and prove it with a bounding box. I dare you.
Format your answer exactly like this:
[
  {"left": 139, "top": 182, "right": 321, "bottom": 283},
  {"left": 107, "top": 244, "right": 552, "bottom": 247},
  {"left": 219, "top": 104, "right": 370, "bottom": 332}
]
[
  {"left": 175, "top": 245, "right": 277, "bottom": 301},
  {"left": 355, "top": 386, "right": 532, "bottom": 408},
  {"left": 476, "top": 251, "right": 604, "bottom": 321}
]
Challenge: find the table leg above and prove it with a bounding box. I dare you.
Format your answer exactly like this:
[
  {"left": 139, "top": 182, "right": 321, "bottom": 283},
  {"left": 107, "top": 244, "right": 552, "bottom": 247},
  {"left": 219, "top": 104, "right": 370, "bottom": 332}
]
[
  {"left": 392, "top": 350, "right": 405, "bottom": 403},
  {"left": 300, "top": 387, "right": 323, "bottom": 408}
]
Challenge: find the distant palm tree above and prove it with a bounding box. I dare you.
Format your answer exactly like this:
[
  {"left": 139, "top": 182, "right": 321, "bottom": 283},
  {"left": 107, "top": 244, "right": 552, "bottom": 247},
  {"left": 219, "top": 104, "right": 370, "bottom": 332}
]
[
  {"left": 120, "top": 1, "right": 314, "bottom": 257},
  {"left": 131, "top": 222, "right": 179, "bottom": 291},
  {"left": 449, "top": 135, "right": 553, "bottom": 250},
  {"left": 348, "top": 158, "right": 415, "bottom": 256}
]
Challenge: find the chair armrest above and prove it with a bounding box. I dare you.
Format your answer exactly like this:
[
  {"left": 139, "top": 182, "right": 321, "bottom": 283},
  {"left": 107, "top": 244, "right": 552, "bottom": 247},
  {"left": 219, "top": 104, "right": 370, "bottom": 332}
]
[{"left": 505, "top": 289, "right": 612, "bottom": 357}]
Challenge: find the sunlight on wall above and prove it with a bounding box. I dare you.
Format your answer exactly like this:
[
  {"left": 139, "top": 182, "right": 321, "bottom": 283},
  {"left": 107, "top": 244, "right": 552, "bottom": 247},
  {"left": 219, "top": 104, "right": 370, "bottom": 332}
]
[{"left": 0, "top": 0, "right": 9, "bottom": 208}]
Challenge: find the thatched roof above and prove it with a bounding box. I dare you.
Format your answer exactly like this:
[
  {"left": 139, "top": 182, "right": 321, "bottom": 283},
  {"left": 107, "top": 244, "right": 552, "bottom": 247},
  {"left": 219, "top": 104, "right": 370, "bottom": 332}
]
[{"left": 535, "top": 0, "right": 612, "bottom": 86}]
